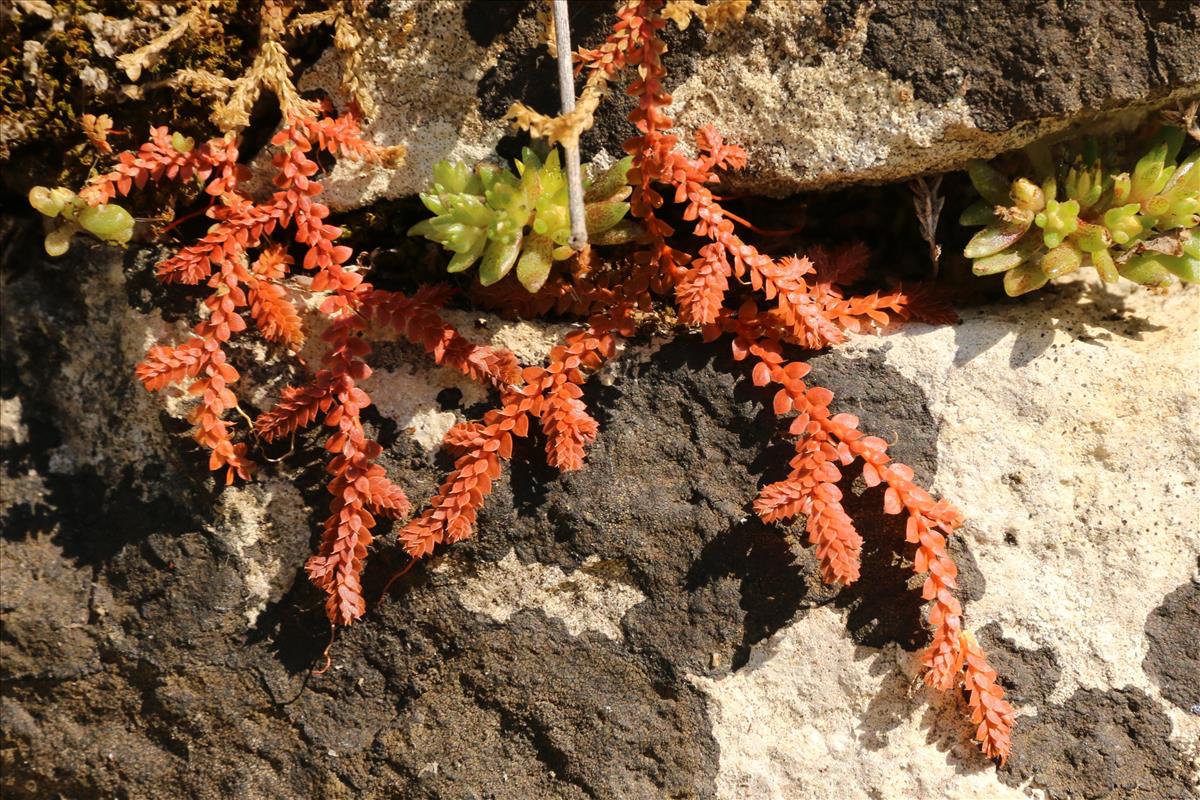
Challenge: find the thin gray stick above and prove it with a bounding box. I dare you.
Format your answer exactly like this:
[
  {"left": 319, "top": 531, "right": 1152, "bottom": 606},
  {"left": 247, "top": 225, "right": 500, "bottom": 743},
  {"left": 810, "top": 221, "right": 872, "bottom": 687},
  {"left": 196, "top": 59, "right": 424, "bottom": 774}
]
[{"left": 552, "top": 0, "right": 588, "bottom": 251}]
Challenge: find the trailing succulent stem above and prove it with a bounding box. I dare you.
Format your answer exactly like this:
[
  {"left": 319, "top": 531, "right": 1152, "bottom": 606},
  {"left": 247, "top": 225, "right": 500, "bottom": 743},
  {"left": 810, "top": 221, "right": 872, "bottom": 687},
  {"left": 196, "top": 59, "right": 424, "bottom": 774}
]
[
  {"left": 37, "top": 0, "right": 1019, "bottom": 767},
  {"left": 409, "top": 149, "right": 636, "bottom": 292},
  {"left": 962, "top": 127, "right": 1199, "bottom": 295}
]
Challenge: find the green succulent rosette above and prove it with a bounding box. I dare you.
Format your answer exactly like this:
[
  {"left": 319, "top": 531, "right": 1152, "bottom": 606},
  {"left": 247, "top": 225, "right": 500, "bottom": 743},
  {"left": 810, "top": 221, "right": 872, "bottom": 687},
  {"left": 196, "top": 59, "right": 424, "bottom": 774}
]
[
  {"left": 409, "top": 149, "right": 636, "bottom": 292},
  {"left": 961, "top": 127, "right": 1199, "bottom": 296}
]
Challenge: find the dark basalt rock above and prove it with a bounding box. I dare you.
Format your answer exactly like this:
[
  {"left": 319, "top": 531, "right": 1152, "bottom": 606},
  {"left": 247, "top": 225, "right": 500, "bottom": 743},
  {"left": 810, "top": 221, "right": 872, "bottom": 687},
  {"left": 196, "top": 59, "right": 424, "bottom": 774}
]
[
  {"left": 975, "top": 622, "right": 1062, "bottom": 708},
  {"left": 1143, "top": 572, "right": 1200, "bottom": 714},
  {"left": 1, "top": 231, "right": 980, "bottom": 799},
  {"left": 1001, "top": 687, "right": 1195, "bottom": 800},
  {"left": 861, "top": 0, "right": 1200, "bottom": 133}
]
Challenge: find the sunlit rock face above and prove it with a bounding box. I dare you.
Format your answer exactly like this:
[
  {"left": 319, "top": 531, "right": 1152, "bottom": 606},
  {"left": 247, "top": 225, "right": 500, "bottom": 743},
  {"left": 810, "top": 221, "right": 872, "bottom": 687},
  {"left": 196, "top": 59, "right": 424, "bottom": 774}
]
[
  {"left": 2, "top": 228, "right": 1196, "bottom": 799},
  {"left": 306, "top": 0, "right": 1200, "bottom": 209}
]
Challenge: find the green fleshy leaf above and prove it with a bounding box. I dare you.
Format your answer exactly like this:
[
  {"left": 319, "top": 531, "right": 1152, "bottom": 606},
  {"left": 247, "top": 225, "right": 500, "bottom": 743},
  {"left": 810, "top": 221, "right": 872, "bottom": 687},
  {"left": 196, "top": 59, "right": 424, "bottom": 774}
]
[
  {"left": 1119, "top": 254, "right": 1176, "bottom": 286},
  {"left": 1103, "top": 203, "right": 1142, "bottom": 245},
  {"left": 1130, "top": 140, "right": 1168, "bottom": 203},
  {"left": 1161, "top": 253, "right": 1200, "bottom": 283},
  {"left": 966, "top": 160, "right": 1011, "bottom": 206},
  {"left": 1162, "top": 149, "right": 1200, "bottom": 198},
  {"left": 432, "top": 160, "right": 480, "bottom": 194},
  {"left": 540, "top": 149, "right": 565, "bottom": 198},
  {"left": 1003, "top": 263, "right": 1049, "bottom": 296},
  {"left": 1011, "top": 178, "right": 1045, "bottom": 212},
  {"left": 451, "top": 225, "right": 488, "bottom": 254},
  {"left": 962, "top": 126, "right": 1199, "bottom": 297},
  {"left": 1145, "top": 194, "right": 1172, "bottom": 218},
  {"left": 419, "top": 192, "right": 447, "bottom": 215},
  {"left": 972, "top": 249, "right": 1026, "bottom": 276},
  {"left": 1121, "top": 249, "right": 1199, "bottom": 284},
  {"left": 44, "top": 226, "right": 74, "bottom": 257},
  {"left": 476, "top": 163, "right": 502, "bottom": 192},
  {"left": 1157, "top": 206, "right": 1199, "bottom": 231},
  {"left": 584, "top": 156, "right": 633, "bottom": 203},
  {"left": 1090, "top": 248, "right": 1119, "bottom": 283},
  {"left": 29, "top": 186, "right": 67, "bottom": 218},
  {"left": 1065, "top": 162, "right": 1103, "bottom": 210},
  {"left": 585, "top": 201, "right": 630, "bottom": 236},
  {"left": 516, "top": 233, "right": 554, "bottom": 292},
  {"left": 478, "top": 235, "right": 522, "bottom": 286},
  {"left": 517, "top": 147, "right": 541, "bottom": 175},
  {"left": 1072, "top": 222, "right": 1111, "bottom": 253},
  {"left": 448, "top": 236, "right": 487, "bottom": 273},
  {"left": 958, "top": 200, "right": 998, "bottom": 227},
  {"left": 964, "top": 220, "right": 1030, "bottom": 259},
  {"left": 1040, "top": 244, "right": 1083, "bottom": 279},
  {"left": 1110, "top": 173, "right": 1132, "bottom": 205},
  {"left": 408, "top": 219, "right": 439, "bottom": 239},
  {"left": 170, "top": 132, "right": 194, "bottom": 154},
  {"left": 519, "top": 154, "right": 543, "bottom": 208},
  {"left": 412, "top": 151, "right": 632, "bottom": 287},
  {"left": 971, "top": 234, "right": 1041, "bottom": 276},
  {"left": 590, "top": 219, "right": 642, "bottom": 246},
  {"left": 59, "top": 196, "right": 86, "bottom": 222},
  {"left": 445, "top": 194, "right": 493, "bottom": 228},
  {"left": 532, "top": 201, "right": 569, "bottom": 240},
  {"left": 78, "top": 204, "right": 134, "bottom": 241}
]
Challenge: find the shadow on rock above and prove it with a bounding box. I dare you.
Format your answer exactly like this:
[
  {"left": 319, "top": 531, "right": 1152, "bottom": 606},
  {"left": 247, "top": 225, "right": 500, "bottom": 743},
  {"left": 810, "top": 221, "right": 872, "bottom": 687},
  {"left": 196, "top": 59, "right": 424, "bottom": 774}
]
[{"left": 951, "top": 279, "right": 1168, "bottom": 369}]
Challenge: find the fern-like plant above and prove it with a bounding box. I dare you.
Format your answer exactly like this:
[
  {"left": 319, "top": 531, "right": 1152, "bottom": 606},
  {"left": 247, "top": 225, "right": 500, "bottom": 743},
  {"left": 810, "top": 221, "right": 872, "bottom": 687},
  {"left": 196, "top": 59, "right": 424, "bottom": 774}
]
[
  {"left": 409, "top": 149, "right": 636, "bottom": 291},
  {"left": 35, "top": 0, "right": 1019, "bottom": 767},
  {"left": 962, "top": 127, "right": 1199, "bottom": 295}
]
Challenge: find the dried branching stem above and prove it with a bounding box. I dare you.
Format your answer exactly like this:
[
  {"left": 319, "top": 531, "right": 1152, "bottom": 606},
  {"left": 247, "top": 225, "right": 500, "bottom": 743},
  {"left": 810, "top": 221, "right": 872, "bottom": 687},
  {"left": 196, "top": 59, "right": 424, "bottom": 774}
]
[
  {"left": 909, "top": 175, "right": 945, "bottom": 275},
  {"left": 1161, "top": 99, "right": 1200, "bottom": 143},
  {"left": 124, "top": 0, "right": 386, "bottom": 133},
  {"left": 116, "top": 0, "right": 219, "bottom": 81}
]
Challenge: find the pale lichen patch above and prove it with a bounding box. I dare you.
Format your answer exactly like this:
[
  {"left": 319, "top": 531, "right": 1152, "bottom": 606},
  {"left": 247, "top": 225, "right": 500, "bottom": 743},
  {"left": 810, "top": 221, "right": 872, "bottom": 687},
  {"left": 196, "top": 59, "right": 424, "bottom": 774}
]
[
  {"left": 0, "top": 395, "right": 27, "bottom": 446},
  {"left": 438, "top": 549, "right": 646, "bottom": 641}
]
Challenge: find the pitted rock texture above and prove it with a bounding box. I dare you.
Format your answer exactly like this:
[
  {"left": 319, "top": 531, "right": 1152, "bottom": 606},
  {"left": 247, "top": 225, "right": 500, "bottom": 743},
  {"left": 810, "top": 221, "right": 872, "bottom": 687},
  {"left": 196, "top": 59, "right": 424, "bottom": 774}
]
[
  {"left": 1002, "top": 688, "right": 1196, "bottom": 800},
  {"left": 309, "top": 0, "right": 1200, "bottom": 208},
  {"left": 3, "top": 224, "right": 1199, "bottom": 799}
]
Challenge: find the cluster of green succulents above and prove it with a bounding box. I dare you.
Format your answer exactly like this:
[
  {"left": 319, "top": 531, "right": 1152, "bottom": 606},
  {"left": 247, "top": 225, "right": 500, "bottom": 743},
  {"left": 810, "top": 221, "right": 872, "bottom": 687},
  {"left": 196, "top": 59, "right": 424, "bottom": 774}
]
[
  {"left": 962, "top": 128, "right": 1199, "bottom": 295},
  {"left": 409, "top": 148, "right": 635, "bottom": 292},
  {"left": 28, "top": 186, "right": 135, "bottom": 256}
]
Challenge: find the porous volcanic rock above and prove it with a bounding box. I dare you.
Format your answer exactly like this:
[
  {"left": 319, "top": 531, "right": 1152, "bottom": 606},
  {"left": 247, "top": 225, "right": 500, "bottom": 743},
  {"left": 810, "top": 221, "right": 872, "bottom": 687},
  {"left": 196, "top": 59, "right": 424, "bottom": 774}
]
[
  {"left": 306, "top": 0, "right": 1200, "bottom": 208},
  {"left": 3, "top": 216, "right": 1198, "bottom": 799}
]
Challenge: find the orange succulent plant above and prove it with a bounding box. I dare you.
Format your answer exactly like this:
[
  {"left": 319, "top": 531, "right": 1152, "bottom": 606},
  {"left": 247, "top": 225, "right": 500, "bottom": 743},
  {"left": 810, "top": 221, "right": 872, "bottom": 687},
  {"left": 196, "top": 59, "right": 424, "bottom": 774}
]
[{"left": 46, "top": 0, "right": 1014, "bottom": 765}]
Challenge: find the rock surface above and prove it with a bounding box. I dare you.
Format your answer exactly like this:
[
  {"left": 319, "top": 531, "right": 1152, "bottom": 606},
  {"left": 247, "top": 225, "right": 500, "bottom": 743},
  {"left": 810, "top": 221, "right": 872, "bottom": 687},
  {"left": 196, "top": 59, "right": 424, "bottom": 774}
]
[
  {"left": 308, "top": 0, "right": 1200, "bottom": 208},
  {"left": 2, "top": 219, "right": 1198, "bottom": 798}
]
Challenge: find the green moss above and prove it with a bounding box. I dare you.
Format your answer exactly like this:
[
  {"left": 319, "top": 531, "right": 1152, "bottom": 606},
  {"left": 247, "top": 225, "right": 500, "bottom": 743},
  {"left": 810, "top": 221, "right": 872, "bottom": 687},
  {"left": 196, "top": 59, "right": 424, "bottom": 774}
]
[{"left": 0, "top": 0, "right": 259, "bottom": 193}]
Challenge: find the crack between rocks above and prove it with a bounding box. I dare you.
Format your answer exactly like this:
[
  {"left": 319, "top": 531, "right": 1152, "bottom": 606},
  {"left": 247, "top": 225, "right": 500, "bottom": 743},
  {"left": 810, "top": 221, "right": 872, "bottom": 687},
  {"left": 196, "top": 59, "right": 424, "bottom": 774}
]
[{"left": 1134, "top": 2, "right": 1167, "bottom": 86}]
